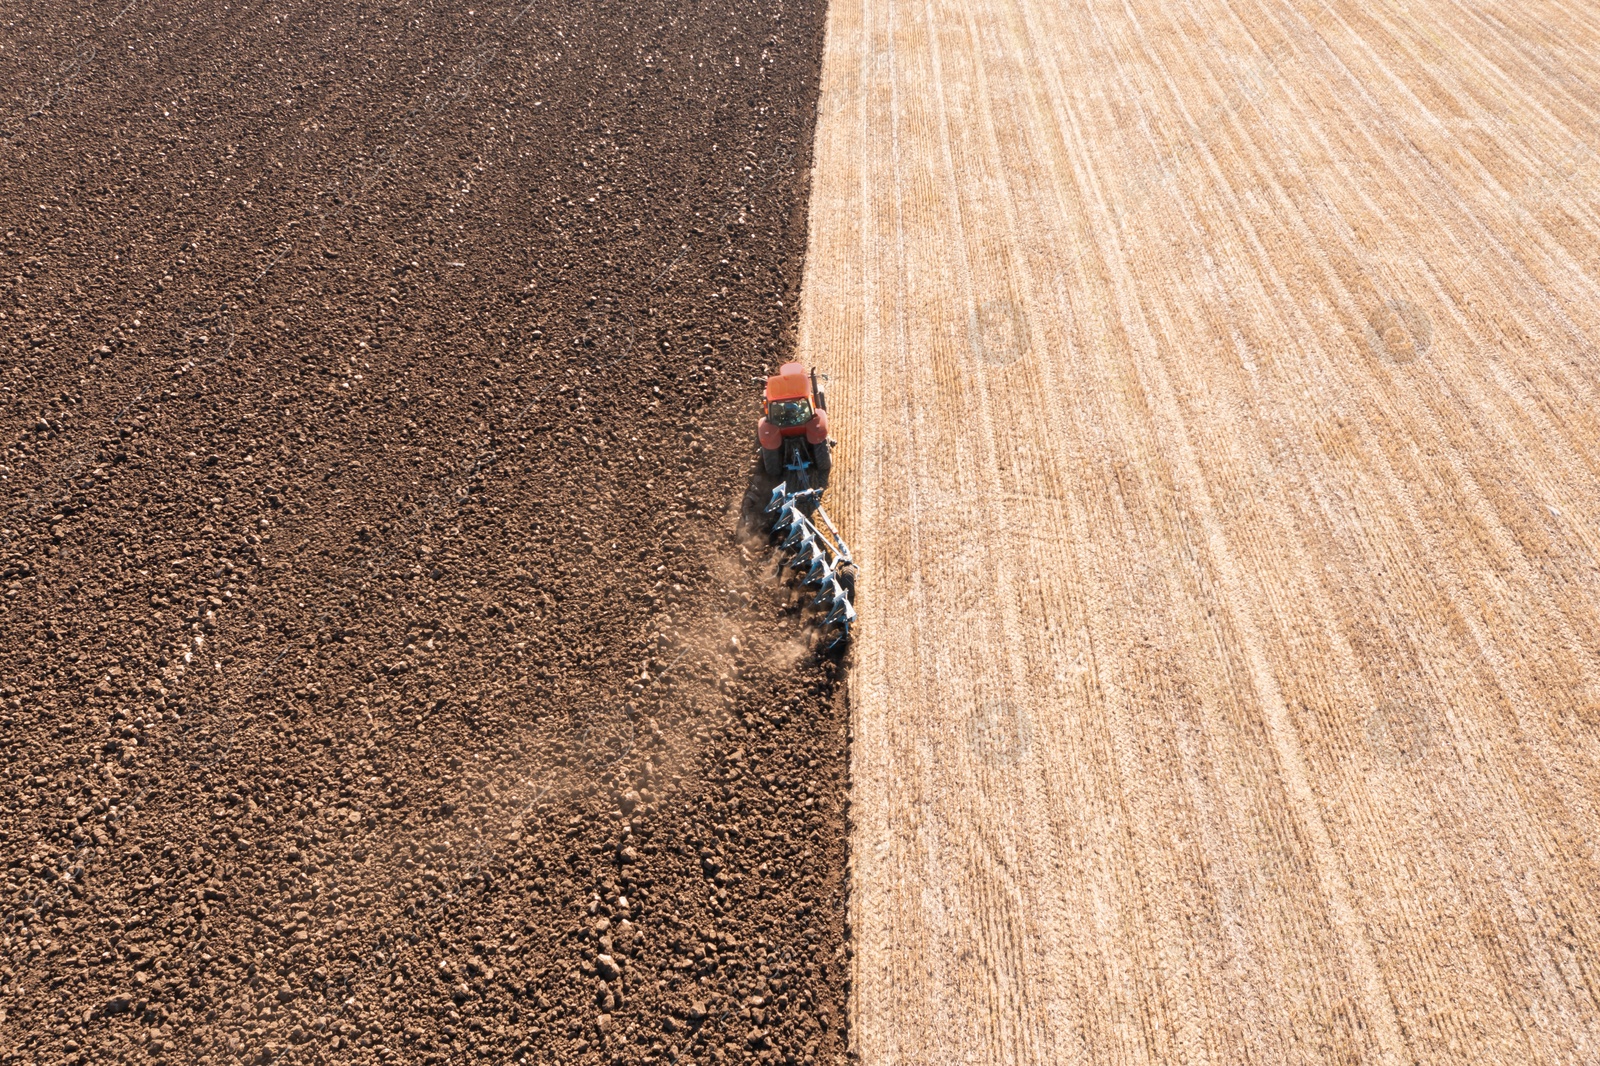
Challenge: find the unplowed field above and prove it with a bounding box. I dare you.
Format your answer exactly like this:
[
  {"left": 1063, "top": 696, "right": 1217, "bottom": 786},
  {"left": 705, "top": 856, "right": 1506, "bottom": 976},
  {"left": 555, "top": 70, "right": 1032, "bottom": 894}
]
[
  {"left": 0, "top": 2, "right": 848, "bottom": 1065},
  {"left": 799, "top": 0, "right": 1600, "bottom": 1062}
]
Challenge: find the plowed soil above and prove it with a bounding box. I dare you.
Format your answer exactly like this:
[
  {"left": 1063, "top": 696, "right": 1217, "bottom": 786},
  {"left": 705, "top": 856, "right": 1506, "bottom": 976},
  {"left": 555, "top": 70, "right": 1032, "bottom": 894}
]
[
  {"left": 0, "top": 2, "right": 847, "bottom": 1065},
  {"left": 800, "top": 0, "right": 1600, "bottom": 1062}
]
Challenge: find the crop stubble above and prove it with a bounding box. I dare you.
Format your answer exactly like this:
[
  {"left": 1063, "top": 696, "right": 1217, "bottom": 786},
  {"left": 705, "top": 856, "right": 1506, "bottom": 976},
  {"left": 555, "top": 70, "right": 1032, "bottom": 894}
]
[{"left": 799, "top": 0, "right": 1600, "bottom": 1062}]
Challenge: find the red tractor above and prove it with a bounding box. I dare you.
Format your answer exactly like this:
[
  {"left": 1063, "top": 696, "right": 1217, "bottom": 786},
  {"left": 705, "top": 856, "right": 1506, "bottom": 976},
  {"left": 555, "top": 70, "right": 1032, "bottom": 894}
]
[
  {"left": 751, "top": 362, "right": 857, "bottom": 649},
  {"left": 758, "top": 362, "right": 831, "bottom": 483}
]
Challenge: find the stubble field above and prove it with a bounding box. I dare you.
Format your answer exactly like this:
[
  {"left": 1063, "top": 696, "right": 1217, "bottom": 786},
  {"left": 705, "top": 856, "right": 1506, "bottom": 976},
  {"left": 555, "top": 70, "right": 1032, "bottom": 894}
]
[{"left": 799, "top": 0, "right": 1600, "bottom": 1062}]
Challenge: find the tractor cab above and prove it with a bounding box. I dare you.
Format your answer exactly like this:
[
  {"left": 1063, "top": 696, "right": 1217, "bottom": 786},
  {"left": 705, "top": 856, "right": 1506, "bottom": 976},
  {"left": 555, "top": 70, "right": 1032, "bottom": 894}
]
[
  {"left": 757, "top": 362, "right": 831, "bottom": 478},
  {"left": 762, "top": 364, "right": 820, "bottom": 434}
]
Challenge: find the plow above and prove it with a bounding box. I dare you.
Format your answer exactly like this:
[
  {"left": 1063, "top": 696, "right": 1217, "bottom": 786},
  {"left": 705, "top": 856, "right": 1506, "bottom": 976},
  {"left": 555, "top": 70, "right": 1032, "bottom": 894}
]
[{"left": 753, "top": 362, "right": 858, "bottom": 651}]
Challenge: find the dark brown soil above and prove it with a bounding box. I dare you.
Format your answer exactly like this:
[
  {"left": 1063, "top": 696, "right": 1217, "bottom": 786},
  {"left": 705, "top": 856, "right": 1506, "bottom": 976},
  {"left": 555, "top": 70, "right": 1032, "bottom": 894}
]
[{"left": 0, "top": 1, "right": 848, "bottom": 1063}]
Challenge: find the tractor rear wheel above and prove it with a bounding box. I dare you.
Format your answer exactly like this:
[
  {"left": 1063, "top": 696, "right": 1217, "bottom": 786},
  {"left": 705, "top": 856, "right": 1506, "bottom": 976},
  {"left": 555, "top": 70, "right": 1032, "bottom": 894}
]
[
  {"left": 761, "top": 445, "right": 783, "bottom": 478},
  {"left": 812, "top": 439, "right": 832, "bottom": 472}
]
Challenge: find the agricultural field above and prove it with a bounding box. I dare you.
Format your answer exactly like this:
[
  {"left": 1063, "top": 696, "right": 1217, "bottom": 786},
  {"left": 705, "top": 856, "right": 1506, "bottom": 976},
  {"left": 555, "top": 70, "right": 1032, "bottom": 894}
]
[
  {"left": 803, "top": 0, "right": 1600, "bottom": 1062},
  {"left": 7, "top": 0, "right": 1600, "bottom": 1063},
  {"left": 0, "top": 1, "right": 848, "bottom": 1064}
]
